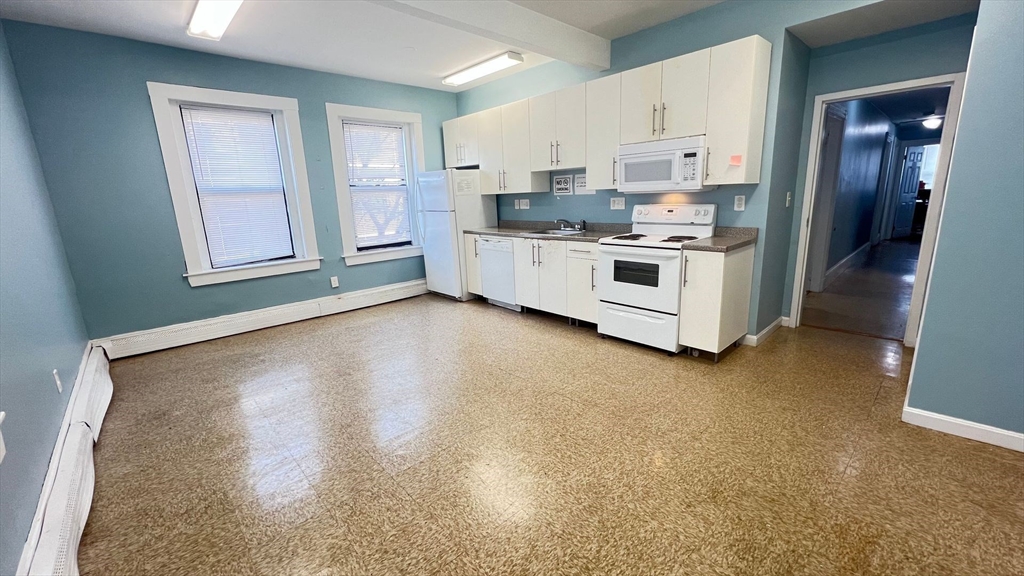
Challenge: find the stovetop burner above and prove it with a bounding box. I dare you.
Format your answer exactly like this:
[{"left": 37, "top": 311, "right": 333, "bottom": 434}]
[
  {"left": 662, "top": 235, "right": 698, "bottom": 243},
  {"left": 611, "top": 234, "right": 647, "bottom": 241}
]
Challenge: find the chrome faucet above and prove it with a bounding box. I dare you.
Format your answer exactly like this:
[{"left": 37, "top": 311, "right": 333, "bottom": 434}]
[{"left": 555, "top": 219, "right": 587, "bottom": 231}]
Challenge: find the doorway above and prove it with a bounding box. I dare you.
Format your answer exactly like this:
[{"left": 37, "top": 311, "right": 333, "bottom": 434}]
[{"left": 791, "top": 74, "right": 965, "bottom": 346}]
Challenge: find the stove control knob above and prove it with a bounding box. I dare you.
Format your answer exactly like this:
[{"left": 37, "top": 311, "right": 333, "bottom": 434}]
[
  {"left": 635, "top": 207, "right": 642, "bottom": 216},
  {"left": 643, "top": 208, "right": 650, "bottom": 215},
  {"left": 693, "top": 208, "right": 700, "bottom": 217},
  {"left": 702, "top": 209, "right": 709, "bottom": 216}
]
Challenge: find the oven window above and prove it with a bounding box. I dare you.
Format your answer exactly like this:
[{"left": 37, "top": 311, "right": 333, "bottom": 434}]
[
  {"left": 623, "top": 159, "right": 673, "bottom": 183},
  {"left": 613, "top": 260, "right": 659, "bottom": 287}
]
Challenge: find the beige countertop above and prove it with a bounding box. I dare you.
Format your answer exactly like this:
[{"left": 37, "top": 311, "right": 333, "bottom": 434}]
[{"left": 463, "top": 225, "right": 758, "bottom": 253}]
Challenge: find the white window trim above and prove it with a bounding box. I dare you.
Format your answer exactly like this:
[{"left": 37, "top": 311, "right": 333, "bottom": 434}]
[
  {"left": 148, "top": 82, "right": 321, "bottom": 287},
  {"left": 325, "top": 103, "right": 425, "bottom": 266}
]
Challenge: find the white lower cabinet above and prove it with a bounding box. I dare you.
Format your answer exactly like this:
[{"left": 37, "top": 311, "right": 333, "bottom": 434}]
[
  {"left": 465, "top": 233, "right": 482, "bottom": 295},
  {"left": 678, "top": 245, "right": 755, "bottom": 353},
  {"left": 513, "top": 237, "right": 566, "bottom": 315},
  {"left": 566, "top": 255, "right": 598, "bottom": 323}
]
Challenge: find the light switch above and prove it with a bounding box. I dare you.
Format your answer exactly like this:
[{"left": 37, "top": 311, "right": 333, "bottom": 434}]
[
  {"left": 330, "top": 276, "right": 339, "bottom": 289},
  {"left": 53, "top": 369, "right": 62, "bottom": 393},
  {"left": 514, "top": 199, "right": 521, "bottom": 209},
  {"left": 610, "top": 197, "right": 625, "bottom": 210},
  {"left": 0, "top": 412, "right": 6, "bottom": 465},
  {"left": 786, "top": 191, "right": 792, "bottom": 208},
  {"left": 734, "top": 195, "right": 746, "bottom": 211},
  {"left": 520, "top": 199, "right": 530, "bottom": 209}
]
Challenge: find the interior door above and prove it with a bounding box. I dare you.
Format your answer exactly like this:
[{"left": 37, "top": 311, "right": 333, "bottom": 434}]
[
  {"left": 586, "top": 73, "right": 621, "bottom": 190},
  {"left": 477, "top": 107, "right": 503, "bottom": 194},
  {"left": 555, "top": 83, "right": 586, "bottom": 169},
  {"left": 529, "top": 92, "right": 557, "bottom": 171},
  {"left": 422, "top": 211, "right": 461, "bottom": 298},
  {"left": 660, "top": 49, "right": 710, "bottom": 140},
  {"left": 806, "top": 107, "right": 845, "bottom": 293},
  {"left": 893, "top": 146, "right": 924, "bottom": 238},
  {"left": 620, "top": 62, "right": 662, "bottom": 145}
]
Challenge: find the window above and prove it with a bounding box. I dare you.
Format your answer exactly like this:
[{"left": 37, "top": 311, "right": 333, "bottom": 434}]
[
  {"left": 148, "top": 83, "right": 320, "bottom": 286},
  {"left": 326, "top": 103, "right": 425, "bottom": 266},
  {"left": 342, "top": 121, "right": 413, "bottom": 250}
]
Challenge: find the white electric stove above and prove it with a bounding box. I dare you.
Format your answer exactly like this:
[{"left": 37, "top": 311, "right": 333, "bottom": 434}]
[{"left": 597, "top": 204, "right": 717, "bottom": 352}]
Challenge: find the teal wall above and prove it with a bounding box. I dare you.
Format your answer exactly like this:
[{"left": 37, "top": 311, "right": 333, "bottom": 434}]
[
  {"left": 0, "top": 24, "right": 90, "bottom": 575},
  {"left": 2, "top": 21, "right": 458, "bottom": 338},
  {"left": 907, "top": 0, "right": 1024, "bottom": 433},
  {"left": 825, "top": 99, "right": 894, "bottom": 269},
  {"left": 457, "top": 0, "right": 879, "bottom": 334},
  {"left": 782, "top": 13, "right": 977, "bottom": 315}
]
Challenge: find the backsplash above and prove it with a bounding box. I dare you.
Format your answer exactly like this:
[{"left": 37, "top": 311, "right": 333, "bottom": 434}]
[{"left": 496, "top": 169, "right": 758, "bottom": 226}]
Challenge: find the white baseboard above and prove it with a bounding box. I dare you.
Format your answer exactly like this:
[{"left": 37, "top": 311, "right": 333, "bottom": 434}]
[
  {"left": 94, "top": 279, "right": 428, "bottom": 359},
  {"left": 17, "top": 344, "right": 112, "bottom": 576},
  {"left": 902, "top": 407, "right": 1024, "bottom": 452},
  {"left": 823, "top": 242, "right": 871, "bottom": 290},
  {"left": 742, "top": 316, "right": 790, "bottom": 346}
]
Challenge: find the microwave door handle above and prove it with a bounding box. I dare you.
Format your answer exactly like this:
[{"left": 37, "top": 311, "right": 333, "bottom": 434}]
[
  {"left": 673, "top": 151, "right": 683, "bottom": 185},
  {"left": 612, "top": 157, "right": 617, "bottom": 185}
]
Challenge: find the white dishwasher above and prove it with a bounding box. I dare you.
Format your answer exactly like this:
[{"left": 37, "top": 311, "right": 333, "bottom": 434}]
[{"left": 478, "top": 237, "right": 517, "bottom": 308}]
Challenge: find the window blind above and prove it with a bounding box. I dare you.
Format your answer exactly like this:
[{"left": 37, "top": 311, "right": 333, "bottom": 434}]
[
  {"left": 342, "top": 121, "right": 413, "bottom": 250},
  {"left": 181, "top": 106, "right": 295, "bottom": 268}
]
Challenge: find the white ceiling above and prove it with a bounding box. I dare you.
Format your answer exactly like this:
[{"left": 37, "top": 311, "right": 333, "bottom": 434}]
[
  {"left": 510, "top": 0, "right": 723, "bottom": 39},
  {"left": 789, "top": 0, "right": 979, "bottom": 49},
  {"left": 0, "top": 0, "right": 552, "bottom": 92}
]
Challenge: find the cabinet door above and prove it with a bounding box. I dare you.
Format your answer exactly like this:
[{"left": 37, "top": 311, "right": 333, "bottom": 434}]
[
  {"left": 501, "top": 100, "right": 533, "bottom": 193},
  {"left": 465, "top": 234, "right": 482, "bottom": 295},
  {"left": 443, "top": 118, "right": 460, "bottom": 168},
  {"left": 678, "top": 250, "right": 725, "bottom": 352},
  {"left": 585, "top": 73, "right": 621, "bottom": 190},
  {"left": 705, "top": 35, "right": 771, "bottom": 185},
  {"left": 477, "top": 107, "right": 504, "bottom": 194},
  {"left": 661, "top": 49, "right": 710, "bottom": 140},
  {"left": 566, "top": 257, "right": 598, "bottom": 323},
  {"left": 537, "top": 240, "right": 567, "bottom": 316},
  {"left": 620, "top": 62, "right": 662, "bottom": 145},
  {"left": 529, "top": 92, "right": 557, "bottom": 172},
  {"left": 555, "top": 83, "right": 586, "bottom": 169},
  {"left": 460, "top": 113, "right": 480, "bottom": 166},
  {"left": 513, "top": 238, "right": 540, "bottom": 309}
]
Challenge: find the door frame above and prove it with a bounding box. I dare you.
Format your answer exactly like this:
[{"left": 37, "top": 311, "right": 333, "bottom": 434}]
[
  {"left": 790, "top": 72, "right": 966, "bottom": 347},
  {"left": 806, "top": 105, "right": 847, "bottom": 293}
]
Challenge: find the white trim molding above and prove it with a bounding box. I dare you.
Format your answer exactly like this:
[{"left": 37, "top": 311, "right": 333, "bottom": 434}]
[
  {"left": 325, "top": 102, "right": 427, "bottom": 266},
  {"left": 902, "top": 407, "right": 1024, "bottom": 452},
  {"left": 822, "top": 242, "right": 871, "bottom": 291},
  {"left": 741, "top": 316, "right": 789, "bottom": 346},
  {"left": 18, "top": 345, "right": 112, "bottom": 576},
  {"left": 94, "top": 279, "right": 428, "bottom": 359},
  {"left": 147, "top": 82, "right": 321, "bottom": 287}
]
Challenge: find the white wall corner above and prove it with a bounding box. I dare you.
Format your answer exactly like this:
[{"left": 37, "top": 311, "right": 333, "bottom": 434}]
[
  {"left": 902, "top": 407, "right": 1024, "bottom": 452},
  {"left": 742, "top": 316, "right": 786, "bottom": 347}
]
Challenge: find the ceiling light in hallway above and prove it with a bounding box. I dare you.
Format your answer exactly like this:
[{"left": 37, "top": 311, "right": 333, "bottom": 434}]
[{"left": 922, "top": 117, "right": 943, "bottom": 129}]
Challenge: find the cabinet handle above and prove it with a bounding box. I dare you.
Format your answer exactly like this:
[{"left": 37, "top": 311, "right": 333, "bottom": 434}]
[
  {"left": 569, "top": 248, "right": 590, "bottom": 253},
  {"left": 503, "top": 170, "right": 508, "bottom": 191},
  {"left": 612, "top": 157, "right": 617, "bottom": 185},
  {"left": 556, "top": 141, "right": 561, "bottom": 165},
  {"left": 550, "top": 142, "right": 554, "bottom": 166},
  {"left": 537, "top": 242, "right": 542, "bottom": 266},
  {"left": 683, "top": 255, "right": 689, "bottom": 287},
  {"left": 661, "top": 103, "right": 666, "bottom": 134},
  {"left": 474, "top": 237, "right": 478, "bottom": 257},
  {"left": 458, "top": 143, "right": 462, "bottom": 163},
  {"left": 591, "top": 264, "right": 596, "bottom": 290},
  {"left": 532, "top": 242, "right": 537, "bottom": 266},
  {"left": 652, "top": 104, "right": 657, "bottom": 136}
]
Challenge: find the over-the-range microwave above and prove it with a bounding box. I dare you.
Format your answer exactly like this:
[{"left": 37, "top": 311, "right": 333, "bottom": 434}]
[{"left": 617, "top": 135, "right": 716, "bottom": 193}]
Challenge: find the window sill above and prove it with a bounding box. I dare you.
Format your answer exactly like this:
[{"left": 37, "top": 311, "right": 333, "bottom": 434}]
[
  {"left": 184, "top": 257, "right": 322, "bottom": 287},
  {"left": 343, "top": 245, "right": 423, "bottom": 266}
]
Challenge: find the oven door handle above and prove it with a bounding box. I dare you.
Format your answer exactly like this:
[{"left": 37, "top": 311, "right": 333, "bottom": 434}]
[{"left": 598, "top": 246, "right": 681, "bottom": 260}]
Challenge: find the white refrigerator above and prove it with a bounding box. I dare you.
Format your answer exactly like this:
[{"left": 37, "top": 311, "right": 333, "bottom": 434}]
[{"left": 416, "top": 169, "right": 497, "bottom": 300}]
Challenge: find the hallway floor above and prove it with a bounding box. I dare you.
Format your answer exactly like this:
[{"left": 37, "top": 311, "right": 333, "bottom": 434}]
[
  {"left": 78, "top": 295, "right": 1023, "bottom": 575},
  {"left": 802, "top": 240, "right": 921, "bottom": 340}
]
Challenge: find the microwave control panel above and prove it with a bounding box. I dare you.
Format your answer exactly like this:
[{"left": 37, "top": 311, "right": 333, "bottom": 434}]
[{"left": 681, "top": 151, "right": 699, "bottom": 183}]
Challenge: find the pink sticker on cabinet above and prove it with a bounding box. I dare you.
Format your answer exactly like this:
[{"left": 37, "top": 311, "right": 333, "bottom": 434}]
[{"left": 729, "top": 155, "right": 743, "bottom": 166}]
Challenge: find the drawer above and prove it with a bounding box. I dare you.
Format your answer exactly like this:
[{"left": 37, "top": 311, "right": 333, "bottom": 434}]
[{"left": 565, "top": 241, "right": 599, "bottom": 260}]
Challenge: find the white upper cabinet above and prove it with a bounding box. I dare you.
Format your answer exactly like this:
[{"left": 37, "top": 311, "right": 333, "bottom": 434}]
[
  {"left": 529, "top": 92, "right": 557, "bottom": 171},
  {"left": 529, "top": 85, "right": 586, "bottom": 171},
  {"left": 586, "top": 73, "right": 621, "bottom": 191},
  {"left": 660, "top": 48, "right": 710, "bottom": 140},
  {"left": 554, "top": 83, "right": 586, "bottom": 169},
  {"left": 442, "top": 113, "right": 480, "bottom": 168},
  {"left": 500, "top": 100, "right": 550, "bottom": 194},
  {"left": 705, "top": 35, "right": 771, "bottom": 185},
  {"left": 477, "top": 107, "right": 504, "bottom": 194},
  {"left": 620, "top": 62, "right": 662, "bottom": 145}
]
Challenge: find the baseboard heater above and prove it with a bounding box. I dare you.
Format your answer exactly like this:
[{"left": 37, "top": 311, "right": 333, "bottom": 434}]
[{"left": 19, "top": 346, "right": 113, "bottom": 576}]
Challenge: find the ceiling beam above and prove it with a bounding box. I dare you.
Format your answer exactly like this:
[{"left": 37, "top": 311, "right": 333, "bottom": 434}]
[{"left": 373, "top": 0, "right": 610, "bottom": 71}]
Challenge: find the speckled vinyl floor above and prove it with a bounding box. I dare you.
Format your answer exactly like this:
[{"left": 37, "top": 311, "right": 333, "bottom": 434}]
[{"left": 79, "top": 294, "right": 1023, "bottom": 575}]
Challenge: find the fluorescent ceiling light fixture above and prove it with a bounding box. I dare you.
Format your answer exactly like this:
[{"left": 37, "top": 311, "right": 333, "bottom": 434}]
[
  {"left": 188, "top": 0, "right": 244, "bottom": 41},
  {"left": 922, "top": 117, "right": 943, "bottom": 129},
  {"left": 443, "top": 52, "right": 524, "bottom": 87}
]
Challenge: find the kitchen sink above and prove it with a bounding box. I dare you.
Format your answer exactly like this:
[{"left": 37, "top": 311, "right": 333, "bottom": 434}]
[{"left": 531, "top": 229, "right": 583, "bottom": 236}]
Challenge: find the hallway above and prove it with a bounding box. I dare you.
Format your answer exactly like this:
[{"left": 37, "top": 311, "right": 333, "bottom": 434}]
[{"left": 801, "top": 240, "right": 921, "bottom": 340}]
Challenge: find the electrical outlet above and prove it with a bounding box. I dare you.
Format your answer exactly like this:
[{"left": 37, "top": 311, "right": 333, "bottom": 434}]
[
  {"left": 330, "top": 276, "right": 339, "bottom": 289},
  {"left": 786, "top": 191, "right": 792, "bottom": 208},
  {"left": 53, "top": 369, "right": 62, "bottom": 393},
  {"left": 610, "top": 197, "right": 625, "bottom": 210},
  {"left": 734, "top": 195, "right": 746, "bottom": 211},
  {"left": 514, "top": 199, "right": 521, "bottom": 209},
  {"left": 0, "top": 412, "right": 6, "bottom": 465},
  {"left": 520, "top": 199, "right": 530, "bottom": 209}
]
